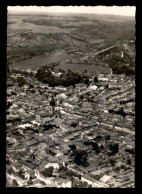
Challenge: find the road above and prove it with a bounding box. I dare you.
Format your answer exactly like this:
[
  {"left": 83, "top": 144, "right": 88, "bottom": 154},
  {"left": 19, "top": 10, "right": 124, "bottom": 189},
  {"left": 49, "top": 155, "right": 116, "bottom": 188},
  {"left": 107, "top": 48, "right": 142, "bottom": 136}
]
[
  {"left": 123, "top": 43, "right": 134, "bottom": 56},
  {"left": 93, "top": 45, "right": 116, "bottom": 57},
  {"left": 92, "top": 41, "right": 119, "bottom": 57}
]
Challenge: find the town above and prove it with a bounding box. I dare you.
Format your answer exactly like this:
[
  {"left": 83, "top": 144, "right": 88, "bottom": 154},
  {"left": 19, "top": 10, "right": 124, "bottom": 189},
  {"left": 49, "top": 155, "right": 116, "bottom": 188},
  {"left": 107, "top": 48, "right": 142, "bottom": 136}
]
[
  {"left": 7, "top": 7, "right": 135, "bottom": 188},
  {"left": 6, "top": 66, "right": 135, "bottom": 188}
]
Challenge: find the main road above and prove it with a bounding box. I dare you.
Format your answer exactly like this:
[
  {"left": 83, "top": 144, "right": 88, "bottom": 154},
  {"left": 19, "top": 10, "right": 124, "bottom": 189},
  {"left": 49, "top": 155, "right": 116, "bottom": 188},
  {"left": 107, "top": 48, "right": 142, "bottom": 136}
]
[{"left": 93, "top": 41, "right": 119, "bottom": 57}]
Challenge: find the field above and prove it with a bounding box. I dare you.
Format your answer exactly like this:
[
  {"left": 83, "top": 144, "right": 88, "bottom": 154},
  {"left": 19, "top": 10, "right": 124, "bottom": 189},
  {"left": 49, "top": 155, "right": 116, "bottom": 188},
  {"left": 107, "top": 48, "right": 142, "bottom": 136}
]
[
  {"left": 55, "top": 63, "right": 111, "bottom": 74},
  {"left": 10, "top": 50, "right": 71, "bottom": 70},
  {"left": 8, "top": 16, "right": 77, "bottom": 34},
  {"left": 10, "top": 48, "right": 111, "bottom": 74}
]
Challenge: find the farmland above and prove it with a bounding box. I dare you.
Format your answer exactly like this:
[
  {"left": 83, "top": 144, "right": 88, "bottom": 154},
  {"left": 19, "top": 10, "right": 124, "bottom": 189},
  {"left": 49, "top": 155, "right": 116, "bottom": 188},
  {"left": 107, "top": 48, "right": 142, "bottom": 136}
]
[{"left": 55, "top": 63, "right": 110, "bottom": 74}]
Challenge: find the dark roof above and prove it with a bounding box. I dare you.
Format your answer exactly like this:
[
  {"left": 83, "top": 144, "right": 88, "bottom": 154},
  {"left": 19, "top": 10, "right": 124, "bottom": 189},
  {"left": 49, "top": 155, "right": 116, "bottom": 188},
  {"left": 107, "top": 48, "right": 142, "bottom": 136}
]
[
  {"left": 19, "top": 160, "right": 35, "bottom": 170},
  {"left": 45, "top": 139, "right": 53, "bottom": 147},
  {"left": 40, "top": 113, "right": 50, "bottom": 117},
  {"left": 66, "top": 135, "right": 74, "bottom": 140},
  {"left": 60, "top": 144, "right": 70, "bottom": 151},
  {"left": 48, "top": 155, "right": 58, "bottom": 163},
  {"left": 11, "top": 162, "right": 22, "bottom": 168},
  {"left": 54, "top": 118, "right": 63, "bottom": 125}
]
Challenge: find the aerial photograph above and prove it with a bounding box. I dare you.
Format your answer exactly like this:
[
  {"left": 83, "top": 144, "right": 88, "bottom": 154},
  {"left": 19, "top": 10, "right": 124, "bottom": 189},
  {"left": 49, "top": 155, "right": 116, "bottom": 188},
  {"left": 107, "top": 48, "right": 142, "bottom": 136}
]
[{"left": 6, "top": 6, "right": 135, "bottom": 188}]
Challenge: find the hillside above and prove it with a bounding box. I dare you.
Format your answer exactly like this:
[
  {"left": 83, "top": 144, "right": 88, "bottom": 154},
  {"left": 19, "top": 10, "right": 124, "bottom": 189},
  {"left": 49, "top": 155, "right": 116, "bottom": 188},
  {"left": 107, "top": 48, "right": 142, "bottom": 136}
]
[{"left": 7, "top": 13, "right": 135, "bottom": 75}]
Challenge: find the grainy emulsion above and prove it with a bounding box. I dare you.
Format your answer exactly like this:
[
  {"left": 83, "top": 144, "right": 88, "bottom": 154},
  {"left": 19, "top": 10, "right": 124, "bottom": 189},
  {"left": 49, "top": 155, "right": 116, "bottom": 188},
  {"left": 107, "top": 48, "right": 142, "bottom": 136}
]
[{"left": 6, "top": 6, "right": 135, "bottom": 188}]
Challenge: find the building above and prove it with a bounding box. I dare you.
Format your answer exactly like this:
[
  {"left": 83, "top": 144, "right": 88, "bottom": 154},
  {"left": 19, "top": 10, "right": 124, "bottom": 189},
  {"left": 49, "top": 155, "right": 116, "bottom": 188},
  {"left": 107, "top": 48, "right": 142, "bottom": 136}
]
[
  {"left": 81, "top": 174, "right": 94, "bottom": 186},
  {"left": 99, "top": 175, "right": 114, "bottom": 184}
]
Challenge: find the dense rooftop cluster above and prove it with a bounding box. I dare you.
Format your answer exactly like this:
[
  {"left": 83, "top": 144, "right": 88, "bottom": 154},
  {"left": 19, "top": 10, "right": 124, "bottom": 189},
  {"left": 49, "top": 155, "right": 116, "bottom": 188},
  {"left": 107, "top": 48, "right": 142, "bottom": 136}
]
[{"left": 6, "top": 68, "right": 135, "bottom": 188}]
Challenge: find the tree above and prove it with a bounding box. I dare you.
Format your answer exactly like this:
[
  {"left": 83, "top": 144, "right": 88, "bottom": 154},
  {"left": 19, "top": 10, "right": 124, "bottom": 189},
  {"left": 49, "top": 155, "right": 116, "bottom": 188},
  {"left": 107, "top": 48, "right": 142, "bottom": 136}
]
[
  {"left": 69, "top": 144, "right": 76, "bottom": 150},
  {"left": 11, "top": 91, "right": 16, "bottom": 95},
  {"left": 12, "top": 179, "right": 19, "bottom": 187},
  {"left": 109, "top": 142, "right": 119, "bottom": 154},
  {"left": 117, "top": 107, "right": 127, "bottom": 118},
  {"left": 114, "top": 166, "right": 120, "bottom": 172},
  {"left": 105, "top": 135, "right": 110, "bottom": 141},
  {"left": 43, "top": 124, "right": 54, "bottom": 131},
  {"left": 29, "top": 84, "right": 33, "bottom": 88},
  {"left": 109, "top": 159, "right": 116, "bottom": 166},
  {"left": 127, "top": 159, "right": 131, "bottom": 165},
  {"left": 123, "top": 176, "right": 130, "bottom": 182},
  {"left": 79, "top": 95, "right": 84, "bottom": 100},
  {"left": 18, "top": 169, "right": 25, "bottom": 179},
  {"left": 106, "top": 84, "right": 109, "bottom": 89},
  {"left": 73, "top": 150, "right": 89, "bottom": 167},
  {"left": 94, "top": 76, "right": 98, "bottom": 83},
  {"left": 50, "top": 96, "right": 56, "bottom": 107},
  {"left": 83, "top": 77, "right": 90, "bottom": 86},
  {"left": 7, "top": 101, "right": 12, "bottom": 109},
  {"left": 27, "top": 180, "right": 33, "bottom": 185},
  {"left": 92, "top": 142, "right": 101, "bottom": 153},
  {"left": 42, "top": 167, "right": 54, "bottom": 178},
  {"left": 71, "top": 121, "right": 77, "bottom": 128},
  {"left": 17, "top": 77, "right": 27, "bottom": 87},
  {"left": 125, "top": 148, "right": 134, "bottom": 155}
]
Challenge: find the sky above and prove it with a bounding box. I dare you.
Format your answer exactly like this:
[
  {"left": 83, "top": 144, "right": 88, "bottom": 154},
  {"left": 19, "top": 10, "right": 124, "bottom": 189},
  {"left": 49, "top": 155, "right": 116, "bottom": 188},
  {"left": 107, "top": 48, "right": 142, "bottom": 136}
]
[{"left": 8, "top": 6, "right": 136, "bottom": 17}]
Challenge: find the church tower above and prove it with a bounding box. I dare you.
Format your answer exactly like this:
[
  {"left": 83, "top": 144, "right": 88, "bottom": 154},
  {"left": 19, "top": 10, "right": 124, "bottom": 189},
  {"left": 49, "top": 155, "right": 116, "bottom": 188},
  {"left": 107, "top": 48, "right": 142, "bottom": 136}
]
[{"left": 50, "top": 95, "right": 56, "bottom": 114}]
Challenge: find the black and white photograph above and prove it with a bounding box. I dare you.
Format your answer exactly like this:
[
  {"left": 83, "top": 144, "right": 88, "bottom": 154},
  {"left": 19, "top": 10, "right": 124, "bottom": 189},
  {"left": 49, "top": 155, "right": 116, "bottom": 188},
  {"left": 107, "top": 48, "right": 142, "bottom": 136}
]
[{"left": 6, "top": 5, "right": 135, "bottom": 188}]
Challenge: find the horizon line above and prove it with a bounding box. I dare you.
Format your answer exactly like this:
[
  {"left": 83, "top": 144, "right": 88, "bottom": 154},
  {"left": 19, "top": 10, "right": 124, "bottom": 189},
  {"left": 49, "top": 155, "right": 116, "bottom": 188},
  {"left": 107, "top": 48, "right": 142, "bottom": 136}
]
[{"left": 8, "top": 10, "right": 135, "bottom": 17}]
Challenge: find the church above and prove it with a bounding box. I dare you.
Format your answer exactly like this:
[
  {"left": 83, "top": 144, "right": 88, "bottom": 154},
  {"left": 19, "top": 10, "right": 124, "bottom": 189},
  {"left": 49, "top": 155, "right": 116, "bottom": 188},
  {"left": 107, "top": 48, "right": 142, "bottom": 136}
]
[{"left": 35, "top": 96, "right": 56, "bottom": 125}]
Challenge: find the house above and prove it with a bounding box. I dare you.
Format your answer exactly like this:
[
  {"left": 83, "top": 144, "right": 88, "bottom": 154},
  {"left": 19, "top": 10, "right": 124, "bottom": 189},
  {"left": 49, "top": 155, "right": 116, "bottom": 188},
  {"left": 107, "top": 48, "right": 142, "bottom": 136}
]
[
  {"left": 93, "top": 179, "right": 109, "bottom": 188},
  {"left": 81, "top": 174, "right": 94, "bottom": 185},
  {"left": 25, "top": 169, "right": 35, "bottom": 181},
  {"left": 66, "top": 135, "right": 74, "bottom": 140},
  {"left": 11, "top": 162, "right": 21, "bottom": 173},
  {"left": 44, "top": 162, "right": 59, "bottom": 170},
  {"left": 40, "top": 84, "right": 49, "bottom": 89},
  {"left": 54, "top": 118, "right": 63, "bottom": 125},
  {"left": 63, "top": 102, "right": 74, "bottom": 109},
  {"left": 99, "top": 175, "right": 114, "bottom": 184},
  {"left": 35, "top": 114, "right": 53, "bottom": 125},
  {"left": 47, "top": 155, "right": 58, "bottom": 163},
  {"left": 89, "top": 85, "right": 98, "bottom": 91},
  {"left": 98, "top": 78, "right": 109, "bottom": 82},
  {"left": 43, "top": 117, "right": 53, "bottom": 125},
  {"left": 60, "top": 180, "right": 72, "bottom": 188},
  {"left": 57, "top": 93, "right": 68, "bottom": 99},
  {"left": 7, "top": 114, "right": 21, "bottom": 122},
  {"left": 56, "top": 179, "right": 72, "bottom": 188},
  {"left": 91, "top": 170, "right": 104, "bottom": 177},
  {"left": 23, "top": 84, "right": 29, "bottom": 89},
  {"left": 34, "top": 168, "right": 58, "bottom": 187},
  {"left": 64, "top": 138, "right": 70, "bottom": 143},
  {"left": 108, "top": 83, "right": 122, "bottom": 90},
  {"left": 73, "top": 132, "right": 80, "bottom": 138},
  {"left": 7, "top": 173, "right": 26, "bottom": 187},
  {"left": 59, "top": 144, "right": 70, "bottom": 153},
  {"left": 59, "top": 124, "right": 68, "bottom": 132},
  {"left": 17, "top": 123, "right": 32, "bottom": 129},
  {"left": 54, "top": 150, "right": 64, "bottom": 158},
  {"left": 81, "top": 102, "right": 93, "bottom": 112},
  {"left": 19, "top": 160, "right": 35, "bottom": 170},
  {"left": 98, "top": 74, "right": 105, "bottom": 78},
  {"left": 55, "top": 86, "right": 67, "bottom": 91},
  {"left": 52, "top": 71, "right": 62, "bottom": 77}
]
